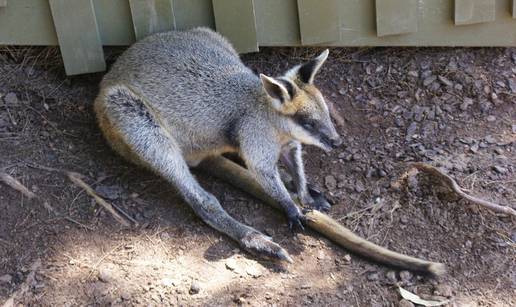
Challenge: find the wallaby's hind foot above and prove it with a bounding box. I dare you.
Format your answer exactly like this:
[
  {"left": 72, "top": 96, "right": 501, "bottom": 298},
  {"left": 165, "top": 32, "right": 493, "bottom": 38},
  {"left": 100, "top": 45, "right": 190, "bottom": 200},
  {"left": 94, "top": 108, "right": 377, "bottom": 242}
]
[{"left": 240, "top": 232, "right": 293, "bottom": 263}]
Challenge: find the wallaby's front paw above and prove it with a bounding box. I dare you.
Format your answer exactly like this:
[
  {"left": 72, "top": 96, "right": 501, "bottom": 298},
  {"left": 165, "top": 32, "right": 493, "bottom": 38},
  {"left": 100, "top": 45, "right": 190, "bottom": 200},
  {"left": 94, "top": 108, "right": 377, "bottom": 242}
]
[
  {"left": 306, "top": 185, "right": 333, "bottom": 212},
  {"left": 240, "top": 232, "right": 293, "bottom": 263},
  {"left": 286, "top": 206, "right": 305, "bottom": 231}
]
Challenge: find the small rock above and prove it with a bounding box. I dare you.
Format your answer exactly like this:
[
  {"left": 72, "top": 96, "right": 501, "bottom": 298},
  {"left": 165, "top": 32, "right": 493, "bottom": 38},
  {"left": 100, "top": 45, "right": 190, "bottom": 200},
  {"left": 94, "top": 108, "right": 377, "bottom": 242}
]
[
  {"left": 324, "top": 175, "right": 337, "bottom": 191},
  {"left": 225, "top": 258, "right": 238, "bottom": 271},
  {"left": 408, "top": 71, "right": 419, "bottom": 78},
  {"left": 512, "top": 124, "right": 516, "bottom": 134},
  {"left": 386, "top": 271, "right": 397, "bottom": 283},
  {"left": 438, "top": 75, "right": 453, "bottom": 87},
  {"left": 3, "top": 92, "right": 18, "bottom": 105},
  {"left": 460, "top": 97, "right": 474, "bottom": 111},
  {"left": 434, "top": 284, "right": 453, "bottom": 297},
  {"left": 398, "top": 299, "right": 415, "bottom": 307},
  {"left": 97, "top": 267, "right": 114, "bottom": 283},
  {"left": 469, "top": 143, "right": 479, "bottom": 153},
  {"left": 161, "top": 278, "right": 176, "bottom": 287},
  {"left": 486, "top": 115, "right": 496, "bottom": 122},
  {"left": 246, "top": 265, "right": 262, "bottom": 278},
  {"left": 492, "top": 165, "right": 508, "bottom": 174},
  {"left": 0, "top": 274, "right": 12, "bottom": 284},
  {"left": 338, "top": 88, "right": 346, "bottom": 95},
  {"left": 354, "top": 181, "right": 365, "bottom": 193},
  {"left": 406, "top": 122, "right": 418, "bottom": 141},
  {"left": 189, "top": 282, "right": 201, "bottom": 295},
  {"left": 423, "top": 75, "right": 437, "bottom": 87},
  {"left": 485, "top": 135, "right": 496, "bottom": 144},
  {"left": 399, "top": 270, "right": 413, "bottom": 283},
  {"left": 367, "top": 272, "right": 379, "bottom": 281},
  {"left": 508, "top": 78, "right": 516, "bottom": 93},
  {"left": 343, "top": 254, "right": 352, "bottom": 263}
]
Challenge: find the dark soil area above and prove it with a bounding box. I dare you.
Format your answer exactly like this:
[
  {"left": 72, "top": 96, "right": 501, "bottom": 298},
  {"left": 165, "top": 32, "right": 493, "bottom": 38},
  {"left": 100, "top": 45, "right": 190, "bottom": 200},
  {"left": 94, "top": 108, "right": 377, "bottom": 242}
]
[{"left": 0, "top": 46, "right": 514, "bottom": 306}]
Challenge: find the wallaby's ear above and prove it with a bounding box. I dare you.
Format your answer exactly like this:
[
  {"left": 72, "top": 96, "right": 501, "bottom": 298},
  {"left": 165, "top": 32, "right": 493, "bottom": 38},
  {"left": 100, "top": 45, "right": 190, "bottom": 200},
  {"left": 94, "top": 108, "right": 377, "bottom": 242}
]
[
  {"left": 260, "top": 74, "right": 292, "bottom": 105},
  {"left": 297, "top": 49, "right": 329, "bottom": 84}
]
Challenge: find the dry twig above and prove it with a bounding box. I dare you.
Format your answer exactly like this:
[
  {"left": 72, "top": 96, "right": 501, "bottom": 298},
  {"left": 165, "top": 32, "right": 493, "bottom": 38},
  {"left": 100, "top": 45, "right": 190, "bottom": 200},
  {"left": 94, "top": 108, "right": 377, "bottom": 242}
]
[
  {"left": 410, "top": 162, "right": 516, "bottom": 218},
  {"left": 0, "top": 172, "right": 36, "bottom": 199},
  {"left": 67, "top": 172, "right": 131, "bottom": 227}
]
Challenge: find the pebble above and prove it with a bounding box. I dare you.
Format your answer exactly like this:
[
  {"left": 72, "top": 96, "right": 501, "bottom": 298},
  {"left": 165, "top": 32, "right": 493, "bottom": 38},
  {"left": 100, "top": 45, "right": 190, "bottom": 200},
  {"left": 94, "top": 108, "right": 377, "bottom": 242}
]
[
  {"left": 343, "top": 254, "right": 352, "bottom": 263},
  {"left": 469, "top": 143, "right": 479, "bottom": 153},
  {"left": 508, "top": 78, "right": 516, "bottom": 93},
  {"left": 460, "top": 97, "right": 474, "bottom": 111},
  {"left": 492, "top": 165, "right": 508, "bottom": 174},
  {"left": 398, "top": 299, "right": 415, "bottom": 307},
  {"left": 512, "top": 124, "right": 516, "bottom": 134},
  {"left": 324, "top": 175, "right": 337, "bottom": 191},
  {"left": 423, "top": 75, "right": 437, "bottom": 87},
  {"left": 406, "top": 122, "right": 418, "bottom": 140},
  {"left": 434, "top": 284, "right": 453, "bottom": 297},
  {"left": 408, "top": 71, "right": 418, "bottom": 78},
  {"left": 438, "top": 75, "right": 453, "bottom": 87},
  {"left": 3, "top": 92, "right": 18, "bottom": 105},
  {"left": 367, "top": 272, "right": 379, "bottom": 281},
  {"left": 246, "top": 265, "right": 262, "bottom": 278},
  {"left": 486, "top": 115, "right": 496, "bottom": 122},
  {"left": 399, "top": 270, "right": 413, "bottom": 283},
  {"left": 0, "top": 274, "right": 12, "bottom": 284},
  {"left": 386, "top": 271, "right": 397, "bottom": 283},
  {"left": 189, "top": 282, "right": 201, "bottom": 295}
]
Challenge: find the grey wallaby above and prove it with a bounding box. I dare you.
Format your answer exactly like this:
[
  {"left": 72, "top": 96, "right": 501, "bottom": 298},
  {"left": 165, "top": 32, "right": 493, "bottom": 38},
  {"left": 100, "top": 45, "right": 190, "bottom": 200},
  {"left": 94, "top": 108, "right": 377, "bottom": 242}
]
[{"left": 94, "top": 27, "right": 341, "bottom": 262}]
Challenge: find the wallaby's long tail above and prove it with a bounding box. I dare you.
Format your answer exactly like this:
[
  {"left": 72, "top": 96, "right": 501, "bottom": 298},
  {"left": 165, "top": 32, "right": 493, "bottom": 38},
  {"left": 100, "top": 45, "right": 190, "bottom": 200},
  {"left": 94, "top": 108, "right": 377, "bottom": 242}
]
[{"left": 199, "top": 156, "right": 446, "bottom": 276}]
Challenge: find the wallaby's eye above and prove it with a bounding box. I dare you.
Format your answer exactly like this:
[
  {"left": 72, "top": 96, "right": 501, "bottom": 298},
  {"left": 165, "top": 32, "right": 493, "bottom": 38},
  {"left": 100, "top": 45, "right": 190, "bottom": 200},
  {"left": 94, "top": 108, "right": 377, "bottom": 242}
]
[{"left": 303, "top": 122, "right": 314, "bottom": 131}]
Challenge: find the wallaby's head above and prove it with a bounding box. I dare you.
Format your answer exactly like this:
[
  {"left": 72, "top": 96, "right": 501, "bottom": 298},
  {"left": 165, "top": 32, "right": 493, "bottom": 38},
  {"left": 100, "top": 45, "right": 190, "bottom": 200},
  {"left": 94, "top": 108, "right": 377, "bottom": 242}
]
[{"left": 260, "top": 49, "right": 341, "bottom": 151}]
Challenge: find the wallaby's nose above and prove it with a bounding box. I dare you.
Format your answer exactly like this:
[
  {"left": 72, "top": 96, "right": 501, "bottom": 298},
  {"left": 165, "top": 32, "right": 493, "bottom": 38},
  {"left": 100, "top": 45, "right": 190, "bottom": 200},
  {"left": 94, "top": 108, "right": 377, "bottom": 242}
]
[{"left": 331, "top": 137, "right": 342, "bottom": 148}]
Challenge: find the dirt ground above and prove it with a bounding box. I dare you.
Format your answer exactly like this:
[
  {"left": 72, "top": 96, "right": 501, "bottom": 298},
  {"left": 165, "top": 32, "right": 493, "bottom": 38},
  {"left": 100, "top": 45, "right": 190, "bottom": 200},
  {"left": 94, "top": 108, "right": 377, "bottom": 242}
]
[{"left": 0, "top": 45, "right": 515, "bottom": 306}]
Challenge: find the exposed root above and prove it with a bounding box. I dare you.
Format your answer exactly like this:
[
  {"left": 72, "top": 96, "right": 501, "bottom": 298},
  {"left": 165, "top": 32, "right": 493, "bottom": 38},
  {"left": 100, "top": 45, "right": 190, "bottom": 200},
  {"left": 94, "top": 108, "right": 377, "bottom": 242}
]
[
  {"left": 410, "top": 162, "right": 516, "bottom": 218},
  {"left": 199, "top": 156, "right": 446, "bottom": 276}
]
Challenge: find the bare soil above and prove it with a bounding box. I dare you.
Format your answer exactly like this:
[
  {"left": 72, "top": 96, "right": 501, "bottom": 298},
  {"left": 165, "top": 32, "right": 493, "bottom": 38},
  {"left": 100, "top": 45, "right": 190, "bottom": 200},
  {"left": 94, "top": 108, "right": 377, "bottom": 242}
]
[{"left": 0, "top": 46, "right": 514, "bottom": 306}]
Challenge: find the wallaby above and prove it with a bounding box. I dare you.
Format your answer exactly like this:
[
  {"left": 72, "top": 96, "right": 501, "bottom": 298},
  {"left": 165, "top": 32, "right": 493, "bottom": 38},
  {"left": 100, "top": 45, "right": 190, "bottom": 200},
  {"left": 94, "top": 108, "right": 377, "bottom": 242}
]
[{"left": 94, "top": 27, "right": 341, "bottom": 262}]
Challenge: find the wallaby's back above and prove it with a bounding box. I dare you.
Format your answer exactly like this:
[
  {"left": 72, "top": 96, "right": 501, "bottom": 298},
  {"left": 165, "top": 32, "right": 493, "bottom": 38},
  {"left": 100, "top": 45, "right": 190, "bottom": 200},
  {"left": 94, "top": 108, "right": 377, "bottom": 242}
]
[{"left": 100, "top": 28, "right": 263, "bottom": 153}]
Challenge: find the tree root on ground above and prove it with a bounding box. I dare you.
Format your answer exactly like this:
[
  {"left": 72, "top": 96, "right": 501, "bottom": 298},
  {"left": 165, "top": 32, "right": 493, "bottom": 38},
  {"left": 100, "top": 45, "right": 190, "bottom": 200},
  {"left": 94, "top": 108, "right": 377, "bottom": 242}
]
[{"left": 409, "top": 162, "right": 516, "bottom": 218}]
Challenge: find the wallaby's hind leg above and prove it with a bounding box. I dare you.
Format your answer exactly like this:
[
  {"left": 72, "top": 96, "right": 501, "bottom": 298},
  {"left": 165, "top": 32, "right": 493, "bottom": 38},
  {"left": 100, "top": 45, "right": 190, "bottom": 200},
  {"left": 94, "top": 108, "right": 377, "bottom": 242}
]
[
  {"left": 96, "top": 86, "right": 292, "bottom": 262},
  {"left": 280, "top": 141, "right": 332, "bottom": 212}
]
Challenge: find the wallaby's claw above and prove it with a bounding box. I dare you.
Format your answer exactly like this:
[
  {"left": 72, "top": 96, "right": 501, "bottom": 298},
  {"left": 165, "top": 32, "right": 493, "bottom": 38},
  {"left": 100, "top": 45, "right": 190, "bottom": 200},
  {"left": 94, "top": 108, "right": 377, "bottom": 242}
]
[
  {"left": 287, "top": 206, "right": 305, "bottom": 231},
  {"left": 240, "top": 232, "right": 293, "bottom": 263},
  {"left": 307, "top": 185, "right": 333, "bottom": 212}
]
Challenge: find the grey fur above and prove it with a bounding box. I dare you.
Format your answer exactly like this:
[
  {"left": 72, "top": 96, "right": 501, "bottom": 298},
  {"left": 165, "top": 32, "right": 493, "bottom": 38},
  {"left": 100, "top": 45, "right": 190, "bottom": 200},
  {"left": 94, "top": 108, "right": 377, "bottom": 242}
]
[{"left": 94, "top": 28, "right": 339, "bottom": 261}]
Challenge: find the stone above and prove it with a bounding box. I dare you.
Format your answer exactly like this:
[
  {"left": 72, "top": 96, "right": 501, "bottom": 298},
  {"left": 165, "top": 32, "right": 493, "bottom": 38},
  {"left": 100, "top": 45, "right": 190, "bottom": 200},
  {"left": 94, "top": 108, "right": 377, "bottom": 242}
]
[
  {"left": 406, "top": 122, "right": 418, "bottom": 141},
  {"left": 438, "top": 75, "right": 453, "bottom": 87},
  {"left": 3, "top": 92, "right": 18, "bottom": 105},
  {"left": 0, "top": 274, "right": 12, "bottom": 284},
  {"left": 492, "top": 166, "right": 507, "bottom": 174},
  {"left": 486, "top": 115, "right": 496, "bottom": 122},
  {"left": 423, "top": 75, "right": 437, "bottom": 87},
  {"left": 189, "top": 282, "right": 200, "bottom": 295},
  {"left": 386, "top": 271, "right": 397, "bottom": 283},
  {"left": 399, "top": 270, "right": 413, "bottom": 283},
  {"left": 324, "top": 175, "right": 337, "bottom": 191},
  {"left": 225, "top": 258, "right": 238, "bottom": 271},
  {"left": 367, "top": 272, "right": 379, "bottom": 281},
  {"left": 434, "top": 284, "right": 453, "bottom": 297},
  {"left": 460, "top": 97, "right": 473, "bottom": 111}
]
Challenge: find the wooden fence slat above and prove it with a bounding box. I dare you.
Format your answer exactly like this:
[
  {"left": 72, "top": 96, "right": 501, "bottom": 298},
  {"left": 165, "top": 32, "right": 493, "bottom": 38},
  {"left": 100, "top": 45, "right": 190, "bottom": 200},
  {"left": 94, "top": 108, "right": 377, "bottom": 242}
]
[
  {"left": 128, "top": 0, "right": 176, "bottom": 41},
  {"left": 49, "top": 0, "right": 105, "bottom": 75},
  {"left": 454, "top": 0, "right": 495, "bottom": 25},
  {"left": 375, "top": 0, "right": 418, "bottom": 37},
  {"left": 297, "top": 0, "right": 340, "bottom": 45},
  {"left": 212, "top": 0, "right": 258, "bottom": 53}
]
